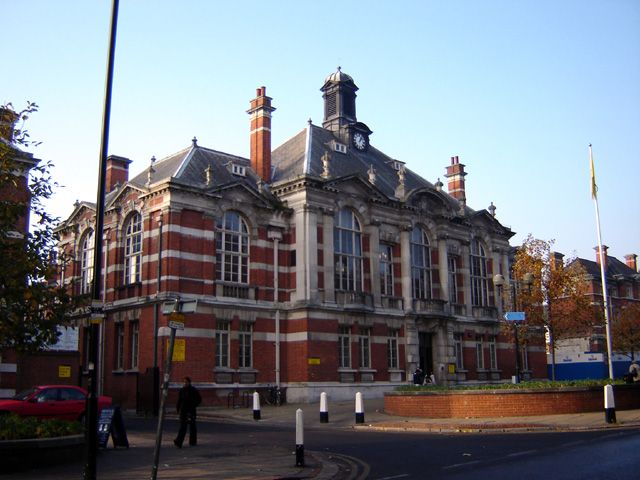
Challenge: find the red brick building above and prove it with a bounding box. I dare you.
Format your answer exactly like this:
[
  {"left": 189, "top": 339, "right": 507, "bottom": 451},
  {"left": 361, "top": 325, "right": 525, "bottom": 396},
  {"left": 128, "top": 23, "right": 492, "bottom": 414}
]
[{"left": 55, "top": 70, "right": 547, "bottom": 408}]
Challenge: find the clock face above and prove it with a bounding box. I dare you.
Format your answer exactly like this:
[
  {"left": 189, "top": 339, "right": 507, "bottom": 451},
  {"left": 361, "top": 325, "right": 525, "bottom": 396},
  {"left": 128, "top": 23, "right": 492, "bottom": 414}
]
[{"left": 353, "top": 132, "right": 367, "bottom": 151}]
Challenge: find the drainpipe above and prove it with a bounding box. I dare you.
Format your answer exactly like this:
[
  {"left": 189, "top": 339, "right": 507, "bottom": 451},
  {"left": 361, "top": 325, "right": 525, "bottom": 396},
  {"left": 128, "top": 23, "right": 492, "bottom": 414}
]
[
  {"left": 268, "top": 229, "right": 282, "bottom": 387},
  {"left": 153, "top": 213, "right": 163, "bottom": 369}
]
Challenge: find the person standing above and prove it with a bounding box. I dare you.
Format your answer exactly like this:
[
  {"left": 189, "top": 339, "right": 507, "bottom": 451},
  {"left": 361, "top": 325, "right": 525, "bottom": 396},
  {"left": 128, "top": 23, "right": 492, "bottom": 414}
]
[{"left": 174, "top": 377, "right": 202, "bottom": 448}]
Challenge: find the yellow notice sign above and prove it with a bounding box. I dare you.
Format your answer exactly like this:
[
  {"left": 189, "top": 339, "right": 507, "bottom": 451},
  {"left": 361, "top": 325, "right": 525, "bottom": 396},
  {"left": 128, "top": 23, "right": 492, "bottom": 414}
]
[
  {"left": 308, "top": 357, "right": 320, "bottom": 365},
  {"left": 58, "top": 365, "right": 71, "bottom": 378},
  {"left": 448, "top": 363, "right": 456, "bottom": 374},
  {"left": 168, "top": 339, "right": 186, "bottom": 362}
]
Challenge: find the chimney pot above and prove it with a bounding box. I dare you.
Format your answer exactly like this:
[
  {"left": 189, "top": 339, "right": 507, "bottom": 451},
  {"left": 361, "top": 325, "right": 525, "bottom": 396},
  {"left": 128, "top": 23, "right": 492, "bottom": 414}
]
[{"left": 248, "top": 86, "right": 276, "bottom": 182}]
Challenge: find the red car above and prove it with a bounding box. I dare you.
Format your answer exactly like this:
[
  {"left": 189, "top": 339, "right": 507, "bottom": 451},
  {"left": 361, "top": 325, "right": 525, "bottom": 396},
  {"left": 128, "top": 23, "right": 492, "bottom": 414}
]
[{"left": 0, "top": 385, "right": 112, "bottom": 422}]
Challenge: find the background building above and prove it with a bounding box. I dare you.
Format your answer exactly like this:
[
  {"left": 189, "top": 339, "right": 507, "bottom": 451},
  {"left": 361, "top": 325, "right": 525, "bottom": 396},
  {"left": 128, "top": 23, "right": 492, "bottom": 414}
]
[
  {"left": 550, "top": 247, "right": 640, "bottom": 379},
  {"left": 55, "top": 70, "right": 547, "bottom": 408}
]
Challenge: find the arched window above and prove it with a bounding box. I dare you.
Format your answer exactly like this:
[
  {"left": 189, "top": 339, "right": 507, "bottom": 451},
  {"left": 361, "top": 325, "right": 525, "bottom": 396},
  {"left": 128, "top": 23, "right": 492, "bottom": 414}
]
[
  {"left": 411, "top": 227, "right": 432, "bottom": 299},
  {"left": 334, "top": 208, "right": 362, "bottom": 291},
  {"left": 470, "top": 239, "right": 489, "bottom": 306},
  {"left": 80, "top": 229, "right": 94, "bottom": 294},
  {"left": 124, "top": 213, "right": 143, "bottom": 284},
  {"left": 215, "top": 211, "right": 249, "bottom": 283}
]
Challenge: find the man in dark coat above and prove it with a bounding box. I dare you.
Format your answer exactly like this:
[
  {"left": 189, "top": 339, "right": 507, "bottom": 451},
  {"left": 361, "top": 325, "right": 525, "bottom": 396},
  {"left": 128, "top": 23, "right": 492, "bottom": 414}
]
[{"left": 174, "top": 376, "right": 202, "bottom": 447}]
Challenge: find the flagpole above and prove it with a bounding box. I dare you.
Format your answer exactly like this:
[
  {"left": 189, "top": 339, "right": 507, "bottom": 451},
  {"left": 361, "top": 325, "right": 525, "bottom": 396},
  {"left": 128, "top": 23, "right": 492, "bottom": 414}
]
[{"left": 590, "top": 143, "right": 614, "bottom": 380}]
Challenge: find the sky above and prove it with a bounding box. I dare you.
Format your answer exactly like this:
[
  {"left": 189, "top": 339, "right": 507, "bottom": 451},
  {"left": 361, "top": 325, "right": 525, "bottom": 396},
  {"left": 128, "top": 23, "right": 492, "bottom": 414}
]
[{"left": 3, "top": 0, "right": 639, "bottom": 264}]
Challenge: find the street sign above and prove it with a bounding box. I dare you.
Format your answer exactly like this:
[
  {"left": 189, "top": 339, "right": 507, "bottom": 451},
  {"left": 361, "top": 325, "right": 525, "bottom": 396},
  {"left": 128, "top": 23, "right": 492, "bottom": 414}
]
[
  {"left": 504, "top": 311, "right": 526, "bottom": 321},
  {"left": 168, "top": 320, "right": 185, "bottom": 330}
]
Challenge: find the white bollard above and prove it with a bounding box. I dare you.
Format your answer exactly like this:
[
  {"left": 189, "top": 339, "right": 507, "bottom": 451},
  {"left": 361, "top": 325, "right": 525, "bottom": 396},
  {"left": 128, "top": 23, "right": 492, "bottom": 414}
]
[
  {"left": 355, "top": 391, "right": 364, "bottom": 424},
  {"left": 295, "top": 408, "right": 304, "bottom": 467},
  {"left": 320, "top": 392, "right": 329, "bottom": 423},
  {"left": 604, "top": 384, "right": 616, "bottom": 424},
  {"left": 253, "top": 391, "right": 261, "bottom": 421}
]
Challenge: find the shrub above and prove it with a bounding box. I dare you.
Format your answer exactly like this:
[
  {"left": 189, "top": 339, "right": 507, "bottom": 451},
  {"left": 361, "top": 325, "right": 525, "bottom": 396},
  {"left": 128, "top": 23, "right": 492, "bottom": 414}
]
[
  {"left": 0, "top": 414, "right": 82, "bottom": 440},
  {"left": 396, "top": 379, "right": 623, "bottom": 392}
]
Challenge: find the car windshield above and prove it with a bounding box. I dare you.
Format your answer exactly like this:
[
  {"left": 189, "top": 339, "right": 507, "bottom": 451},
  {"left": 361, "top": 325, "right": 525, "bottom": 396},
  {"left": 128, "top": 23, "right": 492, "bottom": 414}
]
[{"left": 13, "top": 388, "right": 39, "bottom": 400}]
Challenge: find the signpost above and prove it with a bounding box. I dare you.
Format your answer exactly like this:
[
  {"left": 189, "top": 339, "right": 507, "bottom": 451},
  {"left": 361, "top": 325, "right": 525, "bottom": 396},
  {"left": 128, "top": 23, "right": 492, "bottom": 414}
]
[
  {"left": 504, "top": 311, "right": 525, "bottom": 321},
  {"left": 151, "top": 299, "right": 191, "bottom": 480},
  {"left": 504, "top": 312, "right": 526, "bottom": 383}
]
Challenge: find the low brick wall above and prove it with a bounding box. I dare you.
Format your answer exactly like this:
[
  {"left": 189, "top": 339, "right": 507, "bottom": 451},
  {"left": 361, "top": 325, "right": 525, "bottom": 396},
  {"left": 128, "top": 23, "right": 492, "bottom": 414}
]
[{"left": 384, "top": 384, "right": 640, "bottom": 418}]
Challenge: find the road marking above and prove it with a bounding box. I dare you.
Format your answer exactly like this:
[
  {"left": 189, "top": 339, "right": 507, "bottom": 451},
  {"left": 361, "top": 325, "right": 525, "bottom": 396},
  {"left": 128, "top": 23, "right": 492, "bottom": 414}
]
[
  {"left": 442, "top": 460, "right": 481, "bottom": 470},
  {"left": 506, "top": 449, "right": 538, "bottom": 457}
]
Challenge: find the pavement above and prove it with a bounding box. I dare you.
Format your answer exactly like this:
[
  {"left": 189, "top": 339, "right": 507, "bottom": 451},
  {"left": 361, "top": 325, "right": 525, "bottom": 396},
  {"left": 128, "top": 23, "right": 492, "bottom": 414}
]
[{"left": 8, "top": 397, "right": 640, "bottom": 480}]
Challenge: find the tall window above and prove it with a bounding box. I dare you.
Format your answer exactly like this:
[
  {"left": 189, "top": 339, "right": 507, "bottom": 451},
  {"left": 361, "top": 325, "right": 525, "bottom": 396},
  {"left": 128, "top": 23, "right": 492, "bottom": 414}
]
[
  {"left": 80, "top": 230, "right": 94, "bottom": 294},
  {"left": 359, "top": 327, "right": 371, "bottom": 368},
  {"left": 454, "top": 333, "right": 464, "bottom": 370},
  {"left": 216, "top": 211, "right": 249, "bottom": 284},
  {"left": 334, "top": 209, "right": 362, "bottom": 291},
  {"left": 338, "top": 326, "right": 351, "bottom": 368},
  {"left": 475, "top": 335, "right": 484, "bottom": 370},
  {"left": 379, "top": 244, "right": 394, "bottom": 296},
  {"left": 470, "top": 239, "right": 489, "bottom": 306},
  {"left": 124, "top": 213, "right": 143, "bottom": 284},
  {"left": 448, "top": 255, "right": 458, "bottom": 304},
  {"left": 239, "top": 323, "right": 253, "bottom": 368},
  {"left": 215, "top": 321, "right": 230, "bottom": 368},
  {"left": 130, "top": 321, "right": 139, "bottom": 369},
  {"left": 411, "top": 227, "right": 432, "bottom": 299},
  {"left": 387, "top": 329, "right": 399, "bottom": 369},
  {"left": 115, "top": 323, "right": 125, "bottom": 370},
  {"left": 489, "top": 335, "right": 497, "bottom": 370}
]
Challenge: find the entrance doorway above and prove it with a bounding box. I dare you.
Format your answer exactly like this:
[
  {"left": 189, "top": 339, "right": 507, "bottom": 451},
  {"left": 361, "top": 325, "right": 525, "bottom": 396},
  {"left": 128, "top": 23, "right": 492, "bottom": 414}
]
[{"left": 418, "top": 332, "right": 433, "bottom": 376}]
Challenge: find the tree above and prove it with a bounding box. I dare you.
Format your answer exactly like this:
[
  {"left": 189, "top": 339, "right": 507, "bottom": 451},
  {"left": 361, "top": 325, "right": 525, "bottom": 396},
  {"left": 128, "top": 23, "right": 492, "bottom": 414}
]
[
  {"left": 511, "top": 235, "right": 592, "bottom": 380},
  {"left": 0, "top": 102, "right": 81, "bottom": 353},
  {"left": 612, "top": 303, "right": 640, "bottom": 361}
]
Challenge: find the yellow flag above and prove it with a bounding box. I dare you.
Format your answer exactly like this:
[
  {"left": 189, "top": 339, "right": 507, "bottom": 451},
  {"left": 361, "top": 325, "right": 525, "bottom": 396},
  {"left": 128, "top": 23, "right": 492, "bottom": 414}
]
[{"left": 589, "top": 144, "right": 597, "bottom": 199}]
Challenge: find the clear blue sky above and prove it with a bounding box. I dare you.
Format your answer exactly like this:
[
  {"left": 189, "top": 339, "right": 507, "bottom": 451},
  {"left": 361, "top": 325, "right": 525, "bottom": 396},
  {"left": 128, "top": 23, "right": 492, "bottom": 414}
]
[{"left": 3, "top": 0, "right": 639, "bottom": 263}]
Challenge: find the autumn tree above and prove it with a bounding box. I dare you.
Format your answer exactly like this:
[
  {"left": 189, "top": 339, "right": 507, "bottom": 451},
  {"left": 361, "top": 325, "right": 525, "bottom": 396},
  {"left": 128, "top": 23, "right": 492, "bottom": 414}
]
[
  {"left": 511, "top": 235, "right": 592, "bottom": 380},
  {"left": 612, "top": 303, "right": 640, "bottom": 361},
  {"left": 0, "top": 102, "right": 80, "bottom": 353}
]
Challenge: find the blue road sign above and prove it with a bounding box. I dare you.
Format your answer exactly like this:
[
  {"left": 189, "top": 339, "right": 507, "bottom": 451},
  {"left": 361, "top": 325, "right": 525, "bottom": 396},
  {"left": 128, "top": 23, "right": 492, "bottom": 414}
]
[{"left": 504, "top": 311, "right": 526, "bottom": 321}]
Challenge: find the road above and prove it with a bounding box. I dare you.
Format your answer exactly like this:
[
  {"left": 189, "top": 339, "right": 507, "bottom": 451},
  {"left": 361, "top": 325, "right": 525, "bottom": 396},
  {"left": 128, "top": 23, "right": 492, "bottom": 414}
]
[{"left": 9, "top": 414, "right": 640, "bottom": 479}]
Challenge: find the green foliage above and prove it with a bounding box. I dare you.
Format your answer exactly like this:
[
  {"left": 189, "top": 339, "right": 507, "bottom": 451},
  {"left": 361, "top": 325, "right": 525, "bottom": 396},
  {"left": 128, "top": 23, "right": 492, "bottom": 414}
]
[
  {"left": 0, "top": 102, "right": 83, "bottom": 353},
  {"left": 396, "top": 379, "right": 622, "bottom": 392},
  {"left": 0, "top": 413, "right": 82, "bottom": 440}
]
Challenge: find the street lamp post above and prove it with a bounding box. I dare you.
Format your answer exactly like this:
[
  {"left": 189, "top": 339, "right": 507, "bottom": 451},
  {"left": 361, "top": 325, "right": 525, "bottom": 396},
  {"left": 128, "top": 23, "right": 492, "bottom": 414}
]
[{"left": 493, "top": 273, "right": 534, "bottom": 383}]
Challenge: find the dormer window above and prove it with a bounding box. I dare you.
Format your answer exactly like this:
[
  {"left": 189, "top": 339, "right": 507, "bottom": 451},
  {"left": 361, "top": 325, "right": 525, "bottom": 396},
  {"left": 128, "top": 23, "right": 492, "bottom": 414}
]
[
  {"left": 393, "top": 161, "right": 405, "bottom": 171},
  {"left": 232, "top": 164, "right": 246, "bottom": 177},
  {"left": 331, "top": 141, "right": 347, "bottom": 154}
]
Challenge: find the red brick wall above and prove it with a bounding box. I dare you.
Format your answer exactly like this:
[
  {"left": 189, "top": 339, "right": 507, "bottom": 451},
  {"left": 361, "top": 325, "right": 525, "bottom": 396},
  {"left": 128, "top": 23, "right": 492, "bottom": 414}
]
[{"left": 384, "top": 385, "right": 640, "bottom": 418}]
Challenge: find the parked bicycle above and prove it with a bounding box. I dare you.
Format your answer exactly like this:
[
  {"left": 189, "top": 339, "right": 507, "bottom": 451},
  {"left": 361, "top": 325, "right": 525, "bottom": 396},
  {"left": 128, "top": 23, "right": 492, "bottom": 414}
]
[{"left": 262, "top": 385, "right": 285, "bottom": 406}]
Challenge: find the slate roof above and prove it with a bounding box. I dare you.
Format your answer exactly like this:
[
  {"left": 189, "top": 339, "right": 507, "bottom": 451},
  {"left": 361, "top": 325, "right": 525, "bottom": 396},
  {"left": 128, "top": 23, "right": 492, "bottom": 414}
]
[
  {"left": 128, "top": 143, "right": 260, "bottom": 193},
  {"left": 272, "top": 123, "right": 467, "bottom": 213},
  {"left": 575, "top": 256, "right": 639, "bottom": 280}
]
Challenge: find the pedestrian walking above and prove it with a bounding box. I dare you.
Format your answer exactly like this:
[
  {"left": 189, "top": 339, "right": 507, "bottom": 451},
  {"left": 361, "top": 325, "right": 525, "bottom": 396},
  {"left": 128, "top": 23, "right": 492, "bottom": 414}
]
[
  {"left": 629, "top": 361, "right": 640, "bottom": 383},
  {"left": 174, "top": 377, "right": 202, "bottom": 448}
]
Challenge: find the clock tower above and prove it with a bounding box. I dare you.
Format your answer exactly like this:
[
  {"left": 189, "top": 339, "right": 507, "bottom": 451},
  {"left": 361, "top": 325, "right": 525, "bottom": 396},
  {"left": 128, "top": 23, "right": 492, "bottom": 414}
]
[{"left": 321, "top": 67, "right": 372, "bottom": 150}]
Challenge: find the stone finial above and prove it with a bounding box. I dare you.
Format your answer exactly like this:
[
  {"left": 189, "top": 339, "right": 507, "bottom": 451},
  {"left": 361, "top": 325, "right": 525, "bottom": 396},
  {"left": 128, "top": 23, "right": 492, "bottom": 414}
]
[
  {"left": 205, "top": 164, "right": 213, "bottom": 186},
  {"left": 434, "top": 178, "right": 443, "bottom": 192},
  {"left": 321, "top": 151, "right": 330, "bottom": 179},
  {"left": 192, "top": 136, "right": 198, "bottom": 147},
  {"left": 395, "top": 165, "right": 406, "bottom": 200},
  {"left": 368, "top": 164, "right": 376, "bottom": 184},
  {"left": 398, "top": 164, "right": 406, "bottom": 186},
  {"left": 488, "top": 202, "right": 496, "bottom": 217},
  {"left": 147, "top": 156, "right": 156, "bottom": 186}
]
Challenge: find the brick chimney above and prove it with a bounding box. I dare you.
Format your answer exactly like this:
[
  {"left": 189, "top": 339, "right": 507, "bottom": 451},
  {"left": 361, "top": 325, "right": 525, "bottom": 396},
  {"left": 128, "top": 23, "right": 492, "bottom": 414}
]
[
  {"left": 625, "top": 254, "right": 638, "bottom": 272},
  {"left": 445, "top": 155, "right": 467, "bottom": 205},
  {"left": 106, "top": 155, "right": 132, "bottom": 193},
  {"left": 0, "top": 106, "right": 18, "bottom": 144},
  {"left": 595, "top": 245, "right": 609, "bottom": 267},
  {"left": 247, "top": 86, "right": 276, "bottom": 182}
]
